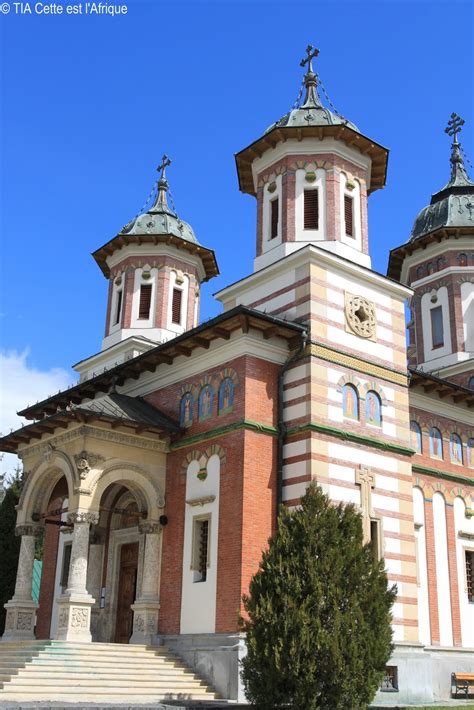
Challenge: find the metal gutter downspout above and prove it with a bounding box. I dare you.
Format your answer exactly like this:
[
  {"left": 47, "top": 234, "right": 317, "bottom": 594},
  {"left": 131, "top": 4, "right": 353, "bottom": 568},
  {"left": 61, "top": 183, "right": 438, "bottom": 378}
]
[{"left": 276, "top": 328, "right": 308, "bottom": 523}]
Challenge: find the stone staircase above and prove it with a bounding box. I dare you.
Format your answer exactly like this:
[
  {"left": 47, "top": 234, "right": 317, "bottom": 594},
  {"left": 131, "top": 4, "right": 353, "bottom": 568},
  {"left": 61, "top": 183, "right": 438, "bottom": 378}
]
[{"left": 0, "top": 640, "right": 219, "bottom": 704}]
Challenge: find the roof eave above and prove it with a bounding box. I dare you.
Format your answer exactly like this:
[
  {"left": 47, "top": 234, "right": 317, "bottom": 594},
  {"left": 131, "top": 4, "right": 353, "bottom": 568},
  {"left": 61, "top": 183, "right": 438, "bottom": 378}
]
[
  {"left": 235, "top": 124, "right": 389, "bottom": 197},
  {"left": 92, "top": 233, "right": 219, "bottom": 282}
]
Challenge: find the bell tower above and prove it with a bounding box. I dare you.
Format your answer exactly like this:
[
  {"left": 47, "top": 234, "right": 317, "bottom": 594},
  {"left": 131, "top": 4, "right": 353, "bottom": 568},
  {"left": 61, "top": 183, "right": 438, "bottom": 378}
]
[
  {"left": 74, "top": 157, "right": 219, "bottom": 382},
  {"left": 388, "top": 114, "right": 474, "bottom": 386},
  {"left": 234, "top": 45, "right": 388, "bottom": 274}
]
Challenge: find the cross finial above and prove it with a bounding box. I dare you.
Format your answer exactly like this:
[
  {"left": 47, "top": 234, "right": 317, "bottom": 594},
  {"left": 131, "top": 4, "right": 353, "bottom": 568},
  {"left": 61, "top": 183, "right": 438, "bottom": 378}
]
[
  {"left": 157, "top": 154, "right": 171, "bottom": 181},
  {"left": 300, "top": 44, "right": 320, "bottom": 74},
  {"left": 445, "top": 113, "right": 465, "bottom": 143}
]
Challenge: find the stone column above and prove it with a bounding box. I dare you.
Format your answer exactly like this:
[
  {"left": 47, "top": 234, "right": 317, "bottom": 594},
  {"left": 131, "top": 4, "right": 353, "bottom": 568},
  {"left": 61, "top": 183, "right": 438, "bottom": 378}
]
[
  {"left": 86, "top": 530, "right": 105, "bottom": 642},
  {"left": 2, "top": 525, "right": 41, "bottom": 641},
  {"left": 130, "top": 522, "right": 161, "bottom": 644},
  {"left": 54, "top": 511, "right": 98, "bottom": 643}
]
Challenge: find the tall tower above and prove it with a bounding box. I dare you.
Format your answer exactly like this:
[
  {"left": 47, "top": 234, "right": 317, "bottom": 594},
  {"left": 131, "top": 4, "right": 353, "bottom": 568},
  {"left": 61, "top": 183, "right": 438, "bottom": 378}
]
[
  {"left": 75, "top": 157, "right": 219, "bottom": 381},
  {"left": 234, "top": 45, "right": 388, "bottom": 274},
  {"left": 388, "top": 114, "right": 474, "bottom": 387}
]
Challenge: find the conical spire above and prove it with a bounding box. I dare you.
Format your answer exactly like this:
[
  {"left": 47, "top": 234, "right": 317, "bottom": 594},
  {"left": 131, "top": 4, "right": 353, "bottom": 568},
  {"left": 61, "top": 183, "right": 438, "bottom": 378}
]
[
  {"left": 299, "top": 44, "right": 323, "bottom": 109},
  {"left": 149, "top": 154, "right": 177, "bottom": 216},
  {"left": 444, "top": 113, "right": 473, "bottom": 189}
]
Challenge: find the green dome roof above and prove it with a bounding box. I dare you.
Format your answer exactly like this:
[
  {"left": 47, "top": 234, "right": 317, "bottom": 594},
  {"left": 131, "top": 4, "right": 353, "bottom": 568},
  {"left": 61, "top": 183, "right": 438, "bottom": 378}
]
[
  {"left": 410, "top": 118, "right": 474, "bottom": 241},
  {"left": 120, "top": 157, "right": 199, "bottom": 245},
  {"left": 265, "top": 45, "right": 358, "bottom": 135}
]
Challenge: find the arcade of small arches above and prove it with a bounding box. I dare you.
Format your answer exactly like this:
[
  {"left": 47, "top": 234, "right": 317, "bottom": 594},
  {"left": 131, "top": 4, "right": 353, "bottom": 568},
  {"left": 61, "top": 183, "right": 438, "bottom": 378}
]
[
  {"left": 410, "top": 420, "right": 474, "bottom": 467},
  {"left": 337, "top": 376, "right": 386, "bottom": 427},
  {"left": 3, "top": 449, "right": 165, "bottom": 646}
]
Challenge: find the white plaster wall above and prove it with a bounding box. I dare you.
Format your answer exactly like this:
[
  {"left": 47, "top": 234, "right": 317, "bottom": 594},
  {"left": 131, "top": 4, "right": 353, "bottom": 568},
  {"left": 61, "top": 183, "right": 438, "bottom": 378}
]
[
  {"left": 130, "top": 267, "right": 158, "bottom": 329},
  {"left": 453, "top": 496, "right": 474, "bottom": 648},
  {"left": 109, "top": 276, "right": 124, "bottom": 335},
  {"left": 432, "top": 492, "right": 453, "bottom": 646},
  {"left": 180, "top": 455, "right": 220, "bottom": 634},
  {"left": 261, "top": 174, "right": 283, "bottom": 252},
  {"left": 339, "top": 173, "right": 362, "bottom": 250},
  {"left": 461, "top": 281, "right": 474, "bottom": 352},
  {"left": 413, "top": 487, "right": 431, "bottom": 645},
  {"left": 421, "top": 287, "right": 452, "bottom": 363},
  {"left": 167, "top": 272, "right": 189, "bottom": 335},
  {"left": 294, "top": 166, "right": 326, "bottom": 243}
]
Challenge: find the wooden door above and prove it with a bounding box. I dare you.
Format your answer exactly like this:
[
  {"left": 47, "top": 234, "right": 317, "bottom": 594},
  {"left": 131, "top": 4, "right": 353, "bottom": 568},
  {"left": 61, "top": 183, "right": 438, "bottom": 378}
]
[{"left": 114, "top": 542, "right": 138, "bottom": 643}]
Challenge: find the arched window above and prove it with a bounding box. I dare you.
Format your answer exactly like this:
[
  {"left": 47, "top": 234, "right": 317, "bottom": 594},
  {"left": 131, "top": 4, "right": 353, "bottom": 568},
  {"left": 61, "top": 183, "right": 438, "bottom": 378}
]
[
  {"left": 458, "top": 253, "right": 468, "bottom": 267},
  {"left": 436, "top": 257, "right": 445, "bottom": 272},
  {"left": 180, "top": 393, "right": 194, "bottom": 427},
  {"left": 468, "top": 376, "right": 474, "bottom": 391},
  {"left": 218, "top": 378, "right": 234, "bottom": 414},
  {"left": 410, "top": 421, "right": 422, "bottom": 454},
  {"left": 342, "top": 384, "right": 359, "bottom": 420},
  {"left": 467, "top": 439, "right": 474, "bottom": 468},
  {"left": 429, "top": 427, "right": 443, "bottom": 459},
  {"left": 198, "top": 385, "right": 213, "bottom": 421},
  {"left": 365, "top": 391, "right": 382, "bottom": 426},
  {"left": 416, "top": 265, "right": 424, "bottom": 280},
  {"left": 427, "top": 262, "right": 435, "bottom": 275},
  {"left": 450, "top": 433, "right": 463, "bottom": 465}
]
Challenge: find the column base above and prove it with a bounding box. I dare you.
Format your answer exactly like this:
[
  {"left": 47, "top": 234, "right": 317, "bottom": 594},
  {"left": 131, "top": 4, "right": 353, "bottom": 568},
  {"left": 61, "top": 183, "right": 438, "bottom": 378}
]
[
  {"left": 54, "top": 593, "right": 95, "bottom": 642},
  {"left": 2, "top": 600, "right": 38, "bottom": 642},
  {"left": 130, "top": 600, "right": 160, "bottom": 644}
]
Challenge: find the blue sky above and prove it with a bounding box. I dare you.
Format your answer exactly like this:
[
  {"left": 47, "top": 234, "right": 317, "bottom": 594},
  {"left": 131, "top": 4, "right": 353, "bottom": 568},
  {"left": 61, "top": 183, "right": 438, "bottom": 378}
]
[{"left": 0, "top": 0, "right": 473, "bottom": 440}]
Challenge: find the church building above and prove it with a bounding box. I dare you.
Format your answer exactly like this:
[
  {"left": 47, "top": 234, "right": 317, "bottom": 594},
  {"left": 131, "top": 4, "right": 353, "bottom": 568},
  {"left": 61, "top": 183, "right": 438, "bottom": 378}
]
[{"left": 1, "top": 46, "right": 473, "bottom": 706}]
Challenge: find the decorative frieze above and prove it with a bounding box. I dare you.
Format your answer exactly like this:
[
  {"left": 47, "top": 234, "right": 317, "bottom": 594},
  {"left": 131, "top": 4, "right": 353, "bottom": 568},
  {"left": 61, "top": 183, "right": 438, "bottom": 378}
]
[
  {"left": 138, "top": 522, "right": 162, "bottom": 535},
  {"left": 186, "top": 495, "right": 216, "bottom": 507},
  {"left": 67, "top": 511, "right": 100, "bottom": 526}
]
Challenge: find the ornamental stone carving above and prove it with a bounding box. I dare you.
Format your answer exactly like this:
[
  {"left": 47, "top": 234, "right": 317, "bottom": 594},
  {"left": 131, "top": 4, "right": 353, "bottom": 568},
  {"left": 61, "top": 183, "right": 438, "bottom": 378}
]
[
  {"left": 147, "top": 614, "right": 157, "bottom": 633},
  {"left": 71, "top": 607, "right": 89, "bottom": 629},
  {"left": 58, "top": 608, "right": 69, "bottom": 628},
  {"left": 15, "top": 525, "right": 42, "bottom": 537},
  {"left": 134, "top": 614, "right": 145, "bottom": 633},
  {"left": 138, "top": 522, "right": 161, "bottom": 535},
  {"left": 67, "top": 511, "right": 100, "bottom": 526},
  {"left": 344, "top": 292, "right": 377, "bottom": 341},
  {"left": 73, "top": 450, "right": 105, "bottom": 480},
  {"left": 16, "top": 612, "right": 33, "bottom": 631}
]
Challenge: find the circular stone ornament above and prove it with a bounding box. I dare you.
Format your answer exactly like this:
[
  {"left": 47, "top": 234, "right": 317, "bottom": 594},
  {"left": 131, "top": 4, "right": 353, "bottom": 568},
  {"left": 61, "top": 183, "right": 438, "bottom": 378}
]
[{"left": 345, "top": 294, "right": 377, "bottom": 340}]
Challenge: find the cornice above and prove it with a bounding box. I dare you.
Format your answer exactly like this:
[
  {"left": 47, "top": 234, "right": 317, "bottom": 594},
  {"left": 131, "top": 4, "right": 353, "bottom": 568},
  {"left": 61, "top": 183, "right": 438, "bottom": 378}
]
[
  {"left": 286, "top": 421, "right": 414, "bottom": 457},
  {"left": 413, "top": 463, "right": 474, "bottom": 488},
  {"left": 169, "top": 419, "right": 278, "bottom": 451},
  {"left": 307, "top": 342, "right": 408, "bottom": 387}
]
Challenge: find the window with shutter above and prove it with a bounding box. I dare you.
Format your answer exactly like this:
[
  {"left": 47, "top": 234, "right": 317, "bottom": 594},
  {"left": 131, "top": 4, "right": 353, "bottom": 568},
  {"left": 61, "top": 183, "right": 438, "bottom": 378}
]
[
  {"left": 172, "top": 288, "right": 182, "bottom": 324},
  {"left": 304, "top": 189, "right": 319, "bottom": 230},
  {"left": 114, "top": 290, "right": 123, "bottom": 325},
  {"left": 270, "top": 198, "right": 279, "bottom": 239},
  {"left": 138, "top": 284, "right": 152, "bottom": 319},
  {"left": 344, "top": 195, "right": 354, "bottom": 237}
]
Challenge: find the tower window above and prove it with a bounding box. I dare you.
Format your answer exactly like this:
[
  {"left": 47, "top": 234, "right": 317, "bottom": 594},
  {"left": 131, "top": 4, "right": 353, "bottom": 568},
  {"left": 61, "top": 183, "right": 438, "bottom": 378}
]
[
  {"left": 114, "top": 290, "right": 123, "bottom": 326},
  {"left": 304, "top": 189, "right": 319, "bottom": 230},
  {"left": 138, "top": 284, "right": 152, "bottom": 320},
  {"left": 344, "top": 195, "right": 354, "bottom": 237},
  {"left": 172, "top": 288, "right": 183, "bottom": 325},
  {"left": 466, "top": 550, "right": 474, "bottom": 602},
  {"left": 270, "top": 198, "right": 279, "bottom": 239},
  {"left": 192, "top": 517, "right": 210, "bottom": 583},
  {"left": 430, "top": 306, "right": 444, "bottom": 348}
]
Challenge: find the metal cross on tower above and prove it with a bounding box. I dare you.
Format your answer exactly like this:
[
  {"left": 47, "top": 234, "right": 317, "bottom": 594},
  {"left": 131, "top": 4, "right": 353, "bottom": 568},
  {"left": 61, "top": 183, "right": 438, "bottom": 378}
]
[
  {"left": 445, "top": 113, "right": 465, "bottom": 143},
  {"left": 300, "top": 44, "right": 320, "bottom": 74},
  {"left": 157, "top": 154, "right": 171, "bottom": 180}
]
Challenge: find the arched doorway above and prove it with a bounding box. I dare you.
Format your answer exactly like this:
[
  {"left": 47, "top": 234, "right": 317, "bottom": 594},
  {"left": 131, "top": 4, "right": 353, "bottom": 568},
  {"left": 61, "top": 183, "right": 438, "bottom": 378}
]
[{"left": 95, "top": 484, "right": 146, "bottom": 643}]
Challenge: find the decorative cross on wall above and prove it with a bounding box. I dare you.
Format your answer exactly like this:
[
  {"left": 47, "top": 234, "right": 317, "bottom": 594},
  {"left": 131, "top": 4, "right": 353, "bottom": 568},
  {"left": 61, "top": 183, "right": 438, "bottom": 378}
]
[
  {"left": 445, "top": 113, "right": 465, "bottom": 143},
  {"left": 355, "top": 465, "right": 375, "bottom": 543},
  {"left": 300, "top": 44, "right": 320, "bottom": 74},
  {"left": 157, "top": 154, "right": 171, "bottom": 180}
]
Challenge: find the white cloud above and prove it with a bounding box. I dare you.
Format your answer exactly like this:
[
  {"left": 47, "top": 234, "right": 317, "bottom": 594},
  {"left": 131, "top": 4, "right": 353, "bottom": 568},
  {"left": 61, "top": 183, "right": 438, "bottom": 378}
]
[{"left": 0, "top": 350, "right": 73, "bottom": 478}]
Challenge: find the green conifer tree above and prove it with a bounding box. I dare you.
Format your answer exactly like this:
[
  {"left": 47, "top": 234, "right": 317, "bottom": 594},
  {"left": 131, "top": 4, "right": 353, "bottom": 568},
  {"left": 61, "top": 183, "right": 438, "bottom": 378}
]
[
  {"left": 240, "top": 483, "right": 396, "bottom": 710},
  {"left": 0, "top": 469, "right": 22, "bottom": 634}
]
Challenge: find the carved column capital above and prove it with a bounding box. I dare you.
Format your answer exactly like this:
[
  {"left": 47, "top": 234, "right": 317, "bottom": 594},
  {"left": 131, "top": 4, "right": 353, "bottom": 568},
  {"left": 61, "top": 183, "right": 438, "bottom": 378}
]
[
  {"left": 67, "top": 511, "right": 100, "bottom": 526},
  {"left": 138, "top": 522, "right": 162, "bottom": 535},
  {"left": 15, "top": 524, "right": 42, "bottom": 537}
]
